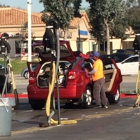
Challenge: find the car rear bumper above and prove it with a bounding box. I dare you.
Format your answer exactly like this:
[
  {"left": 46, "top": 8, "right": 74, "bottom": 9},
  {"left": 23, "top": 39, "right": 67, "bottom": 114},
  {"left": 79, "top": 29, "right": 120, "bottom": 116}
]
[{"left": 27, "top": 84, "right": 83, "bottom": 100}]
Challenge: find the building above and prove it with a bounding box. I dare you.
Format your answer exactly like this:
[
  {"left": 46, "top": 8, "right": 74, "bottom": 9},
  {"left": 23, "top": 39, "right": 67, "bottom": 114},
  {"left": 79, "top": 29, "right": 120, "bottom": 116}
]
[
  {"left": 0, "top": 7, "right": 97, "bottom": 57},
  {"left": 0, "top": 7, "right": 135, "bottom": 57}
]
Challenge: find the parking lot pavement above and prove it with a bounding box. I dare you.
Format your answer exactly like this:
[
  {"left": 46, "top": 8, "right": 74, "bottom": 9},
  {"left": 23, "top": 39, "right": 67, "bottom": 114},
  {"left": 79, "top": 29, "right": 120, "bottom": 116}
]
[
  {"left": 1, "top": 97, "right": 138, "bottom": 140},
  {"left": 122, "top": 75, "right": 137, "bottom": 82},
  {"left": 13, "top": 74, "right": 28, "bottom": 85}
]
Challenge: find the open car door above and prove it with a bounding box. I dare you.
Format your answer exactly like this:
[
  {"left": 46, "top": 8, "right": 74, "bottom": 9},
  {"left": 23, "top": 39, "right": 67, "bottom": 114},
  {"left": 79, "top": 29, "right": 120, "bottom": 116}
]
[{"left": 102, "top": 59, "right": 122, "bottom": 99}]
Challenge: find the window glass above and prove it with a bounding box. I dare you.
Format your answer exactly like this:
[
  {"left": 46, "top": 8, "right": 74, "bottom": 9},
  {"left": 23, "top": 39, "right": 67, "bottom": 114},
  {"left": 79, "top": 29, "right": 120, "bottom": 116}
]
[
  {"left": 124, "top": 57, "right": 138, "bottom": 63},
  {"left": 102, "top": 59, "right": 115, "bottom": 70}
]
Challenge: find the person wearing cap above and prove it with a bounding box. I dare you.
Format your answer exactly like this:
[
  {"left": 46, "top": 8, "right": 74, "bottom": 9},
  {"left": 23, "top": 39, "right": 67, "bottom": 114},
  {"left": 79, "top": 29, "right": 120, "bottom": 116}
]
[{"left": 88, "top": 51, "right": 108, "bottom": 108}]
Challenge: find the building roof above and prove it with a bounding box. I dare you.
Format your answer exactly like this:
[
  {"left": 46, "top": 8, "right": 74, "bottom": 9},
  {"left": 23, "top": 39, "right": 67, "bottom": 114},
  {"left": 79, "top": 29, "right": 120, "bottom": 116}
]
[
  {"left": 0, "top": 7, "right": 88, "bottom": 28},
  {"left": 0, "top": 7, "right": 44, "bottom": 25}
]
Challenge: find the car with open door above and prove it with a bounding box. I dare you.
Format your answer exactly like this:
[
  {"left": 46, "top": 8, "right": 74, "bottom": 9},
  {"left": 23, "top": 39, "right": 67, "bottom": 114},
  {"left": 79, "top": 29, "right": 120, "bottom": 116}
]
[{"left": 27, "top": 41, "right": 122, "bottom": 110}]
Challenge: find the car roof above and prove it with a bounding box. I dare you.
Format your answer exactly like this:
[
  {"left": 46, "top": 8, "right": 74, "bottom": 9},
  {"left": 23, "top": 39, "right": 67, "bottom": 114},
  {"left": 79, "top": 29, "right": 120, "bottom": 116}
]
[
  {"left": 100, "top": 53, "right": 131, "bottom": 62},
  {"left": 111, "top": 49, "right": 126, "bottom": 54},
  {"left": 121, "top": 54, "right": 138, "bottom": 62}
]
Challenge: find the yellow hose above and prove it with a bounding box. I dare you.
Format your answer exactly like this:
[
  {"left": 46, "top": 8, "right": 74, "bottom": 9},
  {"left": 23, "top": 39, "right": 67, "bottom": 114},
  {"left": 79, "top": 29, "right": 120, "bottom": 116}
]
[
  {"left": 134, "top": 63, "right": 140, "bottom": 107},
  {"left": 46, "top": 62, "right": 56, "bottom": 117},
  {"left": 45, "top": 62, "right": 77, "bottom": 125},
  {"left": 7, "top": 63, "right": 19, "bottom": 110},
  {"left": 135, "top": 64, "right": 140, "bottom": 93}
]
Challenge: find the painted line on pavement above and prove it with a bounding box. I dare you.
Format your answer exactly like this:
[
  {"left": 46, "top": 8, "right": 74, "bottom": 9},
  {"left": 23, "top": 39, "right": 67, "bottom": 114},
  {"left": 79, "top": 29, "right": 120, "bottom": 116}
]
[
  {"left": 11, "top": 107, "right": 135, "bottom": 136},
  {"left": 75, "top": 107, "right": 134, "bottom": 121},
  {"left": 12, "top": 126, "right": 58, "bottom": 135}
]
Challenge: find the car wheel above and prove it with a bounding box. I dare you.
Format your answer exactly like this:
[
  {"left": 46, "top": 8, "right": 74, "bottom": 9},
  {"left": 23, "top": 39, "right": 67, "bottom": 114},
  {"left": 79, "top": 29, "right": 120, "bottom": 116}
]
[
  {"left": 24, "top": 71, "right": 29, "bottom": 79},
  {"left": 80, "top": 86, "right": 92, "bottom": 108},
  {"left": 29, "top": 100, "right": 45, "bottom": 110},
  {"left": 108, "top": 89, "right": 120, "bottom": 104}
]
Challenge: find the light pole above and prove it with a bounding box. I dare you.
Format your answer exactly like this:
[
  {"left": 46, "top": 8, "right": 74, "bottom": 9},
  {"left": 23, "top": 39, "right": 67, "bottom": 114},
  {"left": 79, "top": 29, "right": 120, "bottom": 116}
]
[
  {"left": 78, "top": 18, "right": 80, "bottom": 51},
  {"left": 27, "top": 0, "right": 32, "bottom": 62}
]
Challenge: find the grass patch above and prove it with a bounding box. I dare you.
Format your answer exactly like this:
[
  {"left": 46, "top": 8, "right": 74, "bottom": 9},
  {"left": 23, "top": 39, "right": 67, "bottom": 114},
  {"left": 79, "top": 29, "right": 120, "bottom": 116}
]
[
  {"left": 0, "top": 56, "right": 40, "bottom": 74},
  {"left": 0, "top": 59, "right": 27, "bottom": 74},
  {"left": 11, "top": 60, "right": 28, "bottom": 74},
  {"left": 121, "top": 89, "right": 140, "bottom": 94}
]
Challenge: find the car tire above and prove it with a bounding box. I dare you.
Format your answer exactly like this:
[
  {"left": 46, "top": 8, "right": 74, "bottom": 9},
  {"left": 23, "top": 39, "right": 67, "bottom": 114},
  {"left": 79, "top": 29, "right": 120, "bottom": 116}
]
[
  {"left": 108, "top": 89, "right": 120, "bottom": 104},
  {"left": 29, "top": 100, "right": 45, "bottom": 110},
  {"left": 80, "top": 86, "right": 92, "bottom": 108},
  {"left": 24, "top": 71, "right": 29, "bottom": 79}
]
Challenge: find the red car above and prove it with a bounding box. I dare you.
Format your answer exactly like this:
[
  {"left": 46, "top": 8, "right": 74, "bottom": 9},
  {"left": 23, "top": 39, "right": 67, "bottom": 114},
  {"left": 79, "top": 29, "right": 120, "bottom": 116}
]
[{"left": 27, "top": 41, "right": 122, "bottom": 110}]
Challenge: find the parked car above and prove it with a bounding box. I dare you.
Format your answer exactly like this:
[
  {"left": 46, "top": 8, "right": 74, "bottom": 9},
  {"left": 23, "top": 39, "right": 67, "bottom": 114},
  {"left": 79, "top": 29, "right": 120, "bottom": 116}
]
[
  {"left": 100, "top": 53, "right": 131, "bottom": 63},
  {"left": 111, "top": 49, "right": 135, "bottom": 55},
  {"left": 0, "top": 64, "right": 12, "bottom": 93},
  {"left": 27, "top": 41, "right": 122, "bottom": 110},
  {"left": 0, "top": 64, "right": 5, "bottom": 70},
  {"left": 116, "top": 55, "right": 139, "bottom": 75},
  {"left": 21, "top": 64, "right": 38, "bottom": 79},
  {"left": 111, "top": 49, "right": 126, "bottom": 54}
]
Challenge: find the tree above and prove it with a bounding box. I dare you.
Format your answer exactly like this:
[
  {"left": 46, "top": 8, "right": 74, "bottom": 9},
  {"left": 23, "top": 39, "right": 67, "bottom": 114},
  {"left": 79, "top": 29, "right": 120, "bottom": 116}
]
[
  {"left": 39, "top": 0, "right": 81, "bottom": 40},
  {"left": 0, "top": 4, "right": 10, "bottom": 7},
  {"left": 86, "top": 0, "right": 126, "bottom": 54},
  {"left": 126, "top": 0, "right": 140, "bottom": 33},
  {"left": 19, "top": 22, "right": 28, "bottom": 60},
  {"left": 110, "top": 15, "right": 129, "bottom": 40}
]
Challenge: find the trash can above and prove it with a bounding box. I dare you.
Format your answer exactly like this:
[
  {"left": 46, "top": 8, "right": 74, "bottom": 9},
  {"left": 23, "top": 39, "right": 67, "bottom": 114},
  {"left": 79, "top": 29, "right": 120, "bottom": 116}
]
[{"left": 0, "top": 98, "right": 14, "bottom": 137}]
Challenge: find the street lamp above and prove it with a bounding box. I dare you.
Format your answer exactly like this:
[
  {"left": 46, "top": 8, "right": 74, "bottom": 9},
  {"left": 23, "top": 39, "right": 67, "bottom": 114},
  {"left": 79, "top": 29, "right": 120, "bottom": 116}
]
[
  {"left": 78, "top": 18, "right": 80, "bottom": 51},
  {"left": 27, "top": 0, "right": 32, "bottom": 62}
]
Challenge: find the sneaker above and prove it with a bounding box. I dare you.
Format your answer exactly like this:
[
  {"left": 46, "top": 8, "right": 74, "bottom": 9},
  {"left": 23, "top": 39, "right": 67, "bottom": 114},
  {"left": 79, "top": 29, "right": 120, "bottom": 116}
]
[
  {"left": 102, "top": 105, "right": 108, "bottom": 108},
  {"left": 94, "top": 105, "right": 102, "bottom": 108}
]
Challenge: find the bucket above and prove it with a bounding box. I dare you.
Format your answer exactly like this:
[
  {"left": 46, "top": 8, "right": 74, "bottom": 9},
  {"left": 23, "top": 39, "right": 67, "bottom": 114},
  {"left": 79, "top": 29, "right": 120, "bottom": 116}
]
[{"left": 0, "top": 98, "right": 15, "bottom": 137}]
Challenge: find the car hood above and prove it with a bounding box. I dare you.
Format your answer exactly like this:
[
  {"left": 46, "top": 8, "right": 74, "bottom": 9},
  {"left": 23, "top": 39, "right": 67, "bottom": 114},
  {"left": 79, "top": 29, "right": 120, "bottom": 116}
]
[{"left": 32, "top": 40, "right": 76, "bottom": 62}]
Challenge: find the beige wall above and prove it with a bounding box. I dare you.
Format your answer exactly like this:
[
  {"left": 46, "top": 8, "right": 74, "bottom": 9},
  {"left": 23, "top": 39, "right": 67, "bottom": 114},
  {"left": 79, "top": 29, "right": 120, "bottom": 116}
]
[
  {"left": 110, "top": 38, "right": 122, "bottom": 50},
  {"left": 1, "top": 16, "right": 135, "bottom": 54},
  {"left": 70, "top": 41, "right": 77, "bottom": 51}
]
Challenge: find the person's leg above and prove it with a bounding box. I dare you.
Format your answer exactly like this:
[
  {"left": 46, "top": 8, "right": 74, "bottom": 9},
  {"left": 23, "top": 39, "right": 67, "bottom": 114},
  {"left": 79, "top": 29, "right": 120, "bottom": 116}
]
[
  {"left": 100, "top": 78, "right": 108, "bottom": 106},
  {"left": 93, "top": 80, "right": 101, "bottom": 106}
]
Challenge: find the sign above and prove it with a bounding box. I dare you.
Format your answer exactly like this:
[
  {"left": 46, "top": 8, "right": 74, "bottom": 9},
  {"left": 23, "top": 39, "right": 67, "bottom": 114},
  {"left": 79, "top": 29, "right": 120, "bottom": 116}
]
[{"left": 78, "top": 30, "right": 88, "bottom": 35}]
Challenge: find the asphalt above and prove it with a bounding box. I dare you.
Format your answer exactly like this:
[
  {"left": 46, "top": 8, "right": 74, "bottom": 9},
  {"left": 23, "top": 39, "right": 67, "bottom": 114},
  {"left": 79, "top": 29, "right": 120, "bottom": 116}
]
[{"left": 13, "top": 74, "right": 28, "bottom": 84}]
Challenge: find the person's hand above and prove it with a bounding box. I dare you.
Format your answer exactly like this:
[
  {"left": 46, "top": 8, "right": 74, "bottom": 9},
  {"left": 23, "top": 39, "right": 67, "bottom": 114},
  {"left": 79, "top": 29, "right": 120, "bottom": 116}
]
[{"left": 84, "top": 68, "right": 90, "bottom": 78}]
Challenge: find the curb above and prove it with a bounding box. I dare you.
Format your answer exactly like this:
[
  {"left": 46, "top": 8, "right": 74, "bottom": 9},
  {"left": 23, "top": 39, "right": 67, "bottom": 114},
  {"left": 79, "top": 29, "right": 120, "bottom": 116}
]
[
  {"left": 120, "top": 93, "right": 137, "bottom": 98},
  {"left": 2, "top": 93, "right": 138, "bottom": 99},
  {"left": 3, "top": 93, "right": 28, "bottom": 98}
]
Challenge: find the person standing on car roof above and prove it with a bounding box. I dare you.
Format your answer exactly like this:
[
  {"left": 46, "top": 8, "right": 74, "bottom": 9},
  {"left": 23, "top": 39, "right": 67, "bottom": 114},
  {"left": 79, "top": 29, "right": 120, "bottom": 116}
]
[{"left": 88, "top": 52, "right": 108, "bottom": 108}]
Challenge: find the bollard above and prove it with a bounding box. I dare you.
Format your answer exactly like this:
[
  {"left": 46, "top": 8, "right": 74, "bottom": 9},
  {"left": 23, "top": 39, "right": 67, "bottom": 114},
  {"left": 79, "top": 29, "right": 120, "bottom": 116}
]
[{"left": 0, "top": 98, "right": 15, "bottom": 137}]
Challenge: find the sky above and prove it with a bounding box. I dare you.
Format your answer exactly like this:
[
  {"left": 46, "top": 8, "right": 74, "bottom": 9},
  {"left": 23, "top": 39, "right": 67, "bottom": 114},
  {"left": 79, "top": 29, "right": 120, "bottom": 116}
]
[{"left": 0, "top": 0, "right": 89, "bottom": 12}]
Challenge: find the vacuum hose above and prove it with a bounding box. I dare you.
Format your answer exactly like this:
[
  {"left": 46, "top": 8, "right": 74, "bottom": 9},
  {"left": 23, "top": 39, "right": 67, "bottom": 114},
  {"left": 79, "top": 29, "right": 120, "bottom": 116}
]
[
  {"left": 44, "top": 61, "right": 77, "bottom": 125},
  {"left": 40, "top": 19, "right": 77, "bottom": 127},
  {"left": 7, "top": 62, "right": 19, "bottom": 110},
  {"left": 45, "top": 61, "right": 56, "bottom": 122}
]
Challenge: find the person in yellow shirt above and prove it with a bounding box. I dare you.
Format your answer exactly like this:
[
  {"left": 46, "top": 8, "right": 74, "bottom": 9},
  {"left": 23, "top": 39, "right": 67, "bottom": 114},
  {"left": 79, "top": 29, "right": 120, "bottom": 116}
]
[{"left": 88, "top": 52, "right": 108, "bottom": 108}]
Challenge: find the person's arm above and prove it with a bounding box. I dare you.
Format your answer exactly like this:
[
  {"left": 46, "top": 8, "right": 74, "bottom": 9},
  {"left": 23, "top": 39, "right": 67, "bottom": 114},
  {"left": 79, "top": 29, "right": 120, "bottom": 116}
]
[
  {"left": 88, "top": 69, "right": 96, "bottom": 75},
  {"left": 79, "top": 53, "right": 90, "bottom": 59}
]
